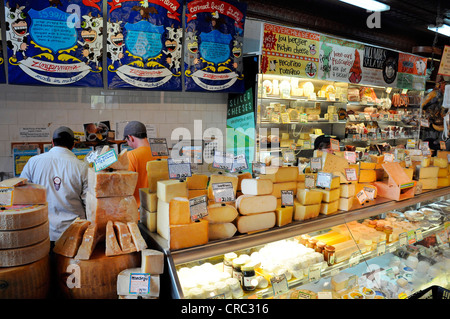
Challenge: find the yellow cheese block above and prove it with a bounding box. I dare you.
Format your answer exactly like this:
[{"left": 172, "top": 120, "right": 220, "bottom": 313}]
[
  {"left": 338, "top": 197, "right": 354, "bottom": 211},
  {"left": 208, "top": 223, "right": 237, "bottom": 241},
  {"left": 146, "top": 159, "right": 169, "bottom": 192},
  {"left": 432, "top": 157, "right": 448, "bottom": 168},
  {"left": 438, "top": 168, "right": 448, "bottom": 177},
  {"left": 205, "top": 203, "right": 238, "bottom": 223},
  {"left": 437, "top": 177, "right": 450, "bottom": 187},
  {"left": 315, "top": 187, "right": 340, "bottom": 203},
  {"left": 421, "top": 157, "right": 431, "bottom": 168},
  {"left": 329, "top": 175, "right": 341, "bottom": 189},
  {"left": 296, "top": 189, "right": 323, "bottom": 205},
  {"left": 139, "top": 188, "right": 157, "bottom": 212},
  {"left": 403, "top": 168, "right": 414, "bottom": 180},
  {"left": 241, "top": 179, "right": 273, "bottom": 195},
  {"left": 419, "top": 177, "right": 438, "bottom": 189},
  {"left": 140, "top": 207, "right": 156, "bottom": 232},
  {"left": 293, "top": 202, "right": 320, "bottom": 221},
  {"left": 314, "top": 231, "right": 350, "bottom": 245},
  {"left": 355, "top": 183, "right": 378, "bottom": 198},
  {"left": 207, "top": 174, "right": 238, "bottom": 200},
  {"left": 321, "top": 153, "right": 349, "bottom": 176},
  {"left": 275, "top": 205, "right": 294, "bottom": 226},
  {"left": 188, "top": 189, "right": 208, "bottom": 199},
  {"left": 169, "top": 219, "right": 209, "bottom": 250},
  {"left": 235, "top": 212, "right": 276, "bottom": 233},
  {"left": 340, "top": 183, "right": 356, "bottom": 198},
  {"left": 141, "top": 249, "right": 164, "bottom": 275},
  {"left": 369, "top": 155, "right": 384, "bottom": 163},
  {"left": 12, "top": 183, "right": 47, "bottom": 205},
  {"left": 270, "top": 181, "right": 297, "bottom": 198},
  {"left": 237, "top": 172, "right": 252, "bottom": 190},
  {"left": 169, "top": 197, "right": 191, "bottom": 225},
  {"left": 156, "top": 180, "right": 188, "bottom": 203},
  {"left": 320, "top": 200, "right": 339, "bottom": 215},
  {"left": 358, "top": 169, "right": 377, "bottom": 183},
  {"left": 259, "top": 166, "right": 298, "bottom": 183},
  {"left": 297, "top": 173, "right": 317, "bottom": 182},
  {"left": 186, "top": 174, "right": 209, "bottom": 190},
  {"left": 416, "top": 166, "right": 439, "bottom": 179},
  {"left": 360, "top": 162, "right": 376, "bottom": 170},
  {"left": 235, "top": 195, "right": 277, "bottom": 215},
  {"left": 88, "top": 168, "right": 138, "bottom": 197}
]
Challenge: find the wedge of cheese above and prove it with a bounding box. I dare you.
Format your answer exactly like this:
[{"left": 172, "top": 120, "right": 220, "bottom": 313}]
[
  {"left": 419, "top": 177, "right": 438, "bottom": 189},
  {"left": 235, "top": 195, "right": 277, "bottom": 215},
  {"left": 293, "top": 202, "right": 320, "bottom": 221},
  {"left": 275, "top": 205, "right": 294, "bottom": 226},
  {"left": 53, "top": 219, "right": 91, "bottom": 257},
  {"left": 296, "top": 189, "right": 323, "bottom": 205},
  {"left": 127, "top": 222, "right": 147, "bottom": 252},
  {"left": 356, "top": 183, "right": 378, "bottom": 198},
  {"left": 320, "top": 200, "right": 339, "bottom": 215},
  {"left": 186, "top": 174, "right": 209, "bottom": 190},
  {"left": 403, "top": 168, "right": 414, "bottom": 180},
  {"left": 321, "top": 153, "right": 349, "bottom": 176},
  {"left": 270, "top": 181, "right": 297, "bottom": 198},
  {"left": 208, "top": 222, "right": 237, "bottom": 240},
  {"left": 140, "top": 207, "right": 156, "bottom": 232},
  {"left": 109, "top": 148, "right": 129, "bottom": 170},
  {"left": 188, "top": 189, "right": 208, "bottom": 199},
  {"left": 240, "top": 179, "right": 273, "bottom": 195},
  {"left": 169, "top": 219, "right": 209, "bottom": 250},
  {"left": 315, "top": 188, "right": 340, "bottom": 203},
  {"left": 88, "top": 168, "right": 138, "bottom": 197},
  {"left": 205, "top": 203, "right": 238, "bottom": 223},
  {"left": 74, "top": 223, "right": 100, "bottom": 260},
  {"left": 338, "top": 197, "right": 354, "bottom": 211},
  {"left": 168, "top": 197, "right": 191, "bottom": 225},
  {"left": 146, "top": 159, "right": 170, "bottom": 192},
  {"left": 114, "top": 221, "right": 137, "bottom": 254},
  {"left": 235, "top": 212, "right": 276, "bottom": 233},
  {"left": 12, "top": 183, "right": 47, "bottom": 205},
  {"left": 207, "top": 174, "right": 238, "bottom": 200},
  {"left": 369, "top": 155, "right": 384, "bottom": 164},
  {"left": 340, "top": 183, "right": 356, "bottom": 198},
  {"left": 141, "top": 249, "right": 164, "bottom": 274},
  {"left": 157, "top": 180, "right": 188, "bottom": 203},
  {"left": 258, "top": 166, "right": 298, "bottom": 183},
  {"left": 139, "top": 188, "right": 157, "bottom": 213},
  {"left": 358, "top": 169, "right": 377, "bottom": 183}
]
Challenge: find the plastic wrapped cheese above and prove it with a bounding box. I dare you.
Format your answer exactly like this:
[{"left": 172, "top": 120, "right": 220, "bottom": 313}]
[{"left": 88, "top": 168, "right": 138, "bottom": 197}]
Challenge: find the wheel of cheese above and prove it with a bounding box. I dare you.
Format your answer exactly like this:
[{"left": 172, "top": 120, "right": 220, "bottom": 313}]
[
  {"left": 55, "top": 243, "right": 140, "bottom": 299},
  {"left": 0, "top": 220, "right": 49, "bottom": 249},
  {"left": 0, "top": 237, "right": 50, "bottom": 267},
  {"left": 0, "top": 204, "right": 48, "bottom": 231},
  {"left": 0, "top": 255, "right": 50, "bottom": 299}
]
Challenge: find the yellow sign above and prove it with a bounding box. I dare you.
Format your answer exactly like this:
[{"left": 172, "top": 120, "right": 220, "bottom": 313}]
[{"left": 438, "top": 45, "right": 450, "bottom": 76}]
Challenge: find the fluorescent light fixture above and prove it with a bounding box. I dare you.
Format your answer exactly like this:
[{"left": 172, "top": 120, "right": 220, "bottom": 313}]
[
  {"left": 340, "top": 0, "right": 390, "bottom": 12},
  {"left": 428, "top": 24, "right": 450, "bottom": 37}
]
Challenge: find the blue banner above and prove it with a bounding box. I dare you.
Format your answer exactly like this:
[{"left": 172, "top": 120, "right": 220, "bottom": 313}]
[
  {"left": 5, "top": 0, "right": 103, "bottom": 87},
  {"left": 184, "top": 0, "right": 247, "bottom": 93},
  {"left": 107, "top": 0, "right": 183, "bottom": 90}
]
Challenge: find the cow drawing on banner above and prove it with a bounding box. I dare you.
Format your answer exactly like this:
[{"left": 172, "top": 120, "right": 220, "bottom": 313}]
[
  {"left": 5, "top": 2, "right": 29, "bottom": 60},
  {"left": 107, "top": 20, "right": 124, "bottom": 67},
  {"left": 164, "top": 26, "right": 182, "bottom": 72},
  {"left": 78, "top": 13, "right": 103, "bottom": 69}
]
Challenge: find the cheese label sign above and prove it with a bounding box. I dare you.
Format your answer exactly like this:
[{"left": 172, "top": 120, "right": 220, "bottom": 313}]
[
  {"left": 189, "top": 195, "right": 208, "bottom": 221},
  {"left": 94, "top": 149, "right": 118, "bottom": 172},
  {"left": 212, "top": 182, "right": 235, "bottom": 203},
  {"left": 0, "top": 187, "right": 14, "bottom": 207},
  {"left": 281, "top": 190, "right": 294, "bottom": 206},
  {"left": 129, "top": 273, "right": 151, "bottom": 294},
  {"left": 168, "top": 158, "right": 192, "bottom": 180}
]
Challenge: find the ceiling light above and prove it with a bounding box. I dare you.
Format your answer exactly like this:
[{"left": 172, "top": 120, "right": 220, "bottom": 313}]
[
  {"left": 428, "top": 24, "right": 450, "bottom": 37},
  {"left": 340, "top": 0, "right": 390, "bottom": 12}
]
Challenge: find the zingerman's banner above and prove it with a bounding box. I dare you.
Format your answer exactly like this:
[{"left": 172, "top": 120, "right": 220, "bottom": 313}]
[
  {"left": 107, "top": 0, "right": 183, "bottom": 90},
  {"left": 5, "top": 0, "right": 103, "bottom": 87}
]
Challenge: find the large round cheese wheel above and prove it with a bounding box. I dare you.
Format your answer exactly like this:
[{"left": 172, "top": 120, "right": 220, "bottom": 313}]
[
  {"left": 0, "top": 255, "right": 50, "bottom": 299},
  {"left": 0, "top": 220, "right": 49, "bottom": 249},
  {"left": 55, "top": 243, "right": 140, "bottom": 299},
  {"left": 0, "top": 237, "right": 50, "bottom": 267},
  {"left": 0, "top": 204, "right": 48, "bottom": 230}
]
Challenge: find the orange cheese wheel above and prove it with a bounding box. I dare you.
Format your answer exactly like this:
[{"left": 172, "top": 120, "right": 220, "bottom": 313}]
[
  {"left": 0, "top": 204, "right": 48, "bottom": 231},
  {"left": 0, "top": 220, "right": 49, "bottom": 249}
]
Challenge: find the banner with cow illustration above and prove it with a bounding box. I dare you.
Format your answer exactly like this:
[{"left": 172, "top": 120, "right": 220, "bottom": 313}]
[
  {"left": 184, "top": 0, "right": 247, "bottom": 93},
  {"left": 4, "top": 0, "right": 103, "bottom": 87},
  {"left": 107, "top": 0, "right": 183, "bottom": 90},
  {"left": 0, "top": 23, "right": 6, "bottom": 83}
]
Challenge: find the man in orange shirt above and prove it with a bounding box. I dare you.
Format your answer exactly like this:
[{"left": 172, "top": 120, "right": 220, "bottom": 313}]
[{"left": 123, "top": 121, "right": 155, "bottom": 207}]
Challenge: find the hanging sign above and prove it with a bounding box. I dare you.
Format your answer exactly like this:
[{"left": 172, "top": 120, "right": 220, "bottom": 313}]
[
  {"left": 361, "top": 45, "right": 399, "bottom": 87},
  {"left": 396, "top": 53, "right": 427, "bottom": 90}
]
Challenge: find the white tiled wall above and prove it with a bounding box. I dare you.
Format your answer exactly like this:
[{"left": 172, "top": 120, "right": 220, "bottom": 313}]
[{"left": 0, "top": 84, "right": 228, "bottom": 178}]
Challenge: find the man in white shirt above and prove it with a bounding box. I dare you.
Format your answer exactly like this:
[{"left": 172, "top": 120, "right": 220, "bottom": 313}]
[{"left": 20, "top": 126, "right": 88, "bottom": 242}]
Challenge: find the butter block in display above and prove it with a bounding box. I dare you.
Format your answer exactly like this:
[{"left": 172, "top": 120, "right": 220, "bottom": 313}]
[
  {"left": 235, "top": 212, "right": 276, "bottom": 233},
  {"left": 293, "top": 202, "right": 320, "bottom": 221},
  {"left": 157, "top": 180, "right": 188, "bottom": 203},
  {"left": 208, "top": 222, "right": 237, "bottom": 240},
  {"left": 270, "top": 181, "right": 297, "bottom": 198},
  {"left": 169, "top": 219, "right": 209, "bottom": 250},
  {"left": 320, "top": 200, "right": 339, "bottom": 215},
  {"left": 88, "top": 168, "right": 138, "bottom": 197},
  {"left": 240, "top": 179, "right": 273, "bottom": 195},
  {"left": 315, "top": 188, "right": 340, "bottom": 203},
  {"left": 139, "top": 188, "right": 157, "bottom": 213},
  {"left": 275, "top": 205, "right": 294, "bottom": 226},
  {"left": 12, "top": 183, "right": 47, "bottom": 205},
  {"left": 141, "top": 249, "right": 164, "bottom": 275},
  {"left": 235, "top": 195, "right": 277, "bottom": 215},
  {"left": 147, "top": 159, "right": 169, "bottom": 192},
  {"left": 186, "top": 174, "right": 209, "bottom": 190},
  {"left": 259, "top": 166, "right": 298, "bottom": 183},
  {"left": 205, "top": 203, "right": 238, "bottom": 223},
  {"left": 296, "top": 189, "right": 323, "bottom": 205}
]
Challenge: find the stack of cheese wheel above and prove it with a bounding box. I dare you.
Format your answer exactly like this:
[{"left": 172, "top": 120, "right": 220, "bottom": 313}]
[
  {"left": 0, "top": 178, "right": 50, "bottom": 299},
  {"left": 235, "top": 179, "right": 277, "bottom": 233},
  {"left": 156, "top": 179, "right": 208, "bottom": 250},
  {"left": 415, "top": 157, "right": 440, "bottom": 190},
  {"left": 316, "top": 175, "right": 341, "bottom": 215},
  {"left": 236, "top": 172, "right": 252, "bottom": 198},
  {"left": 339, "top": 183, "right": 356, "bottom": 211},
  {"left": 295, "top": 188, "right": 323, "bottom": 221}
]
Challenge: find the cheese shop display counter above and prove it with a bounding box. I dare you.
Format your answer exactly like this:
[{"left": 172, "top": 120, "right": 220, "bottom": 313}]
[{"left": 139, "top": 184, "right": 450, "bottom": 299}]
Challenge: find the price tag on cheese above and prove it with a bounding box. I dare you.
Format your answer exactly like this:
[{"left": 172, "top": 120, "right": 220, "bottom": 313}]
[
  {"left": 363, "top": 187, "right": 376, "bottom": 200},
  {"left": 308, "top": 263, "right": 322, "bottom": 282},
  {"left": 399, "top": 232, "right": 407, "bottom": 246},
  {"left": 356, "top": 189, "right": 369, "bottom": 205},
  {"left": 281, "top": 190, "right": 294, "bottom": 206},
  {"left": 168, "top": 158, "right": 192, "bottom": 180},
  {"left": 330, "top": 138, "right": 340, "bottom": 151},
  {"left": 349, "top": 251, "right": 361, "bottom": 267},
  {"left": 129, "top": 273, "right": 151, "bottom": 294},
  {"left": 377, "top": 241, "right": 386, "bottom": 256},
  {"left": 212, "top": 151, "right": 234, "bottom": 172},
  {"left": 415, "top": 228, "right": 423, "bottom": 242},
  {"left": 231, "top": 154, "right": 248, "bottom": 173},
  {"left": 407, "top": 139, "right": 416, "bottom": 149},
  {"left": 405, "top": 155, "right": 412, "bottom": 168},
  {"left": 407, "top": 229, "right": 416, "bottom": 244},
  {"left": 149, "top": 138, "right": 169, "bottom": 157},
  {"left": 305, "top": 174, "right": 315, "bottom": 189},
  {"left": 344, "top": 151, "right": 356, "bottom": 164},
  {"left": 93, "top": 149, "right": 118, "bottom": 172},
  {"left": 189, "top": 195, "right": 208, "bottom": 221},
  {"left": 212, "top": 182, "right": 235, "bottom": 203},
  {"left": 270, "top": 274, "right": 289, "bottom": 297},
  {"left": 384, "top": 153, "right": 394, "bottom": 162},
  {"left": 281, "top": 112, "right": 290, "bottom": 124},
  {"left": 316, "top": 172, "right": 333, "bottom": 189},
  {"left": 252, "top": 162, "right": 266, "bottom": 175},
  {"left": 0, "top": 187, "right": 14, "bottom": 207},
  {"left": 344, "top": 168, "right": 358, "bottom": 181},
  {"left": 310, "top": 157, "right": 322, "bottom": 171}
]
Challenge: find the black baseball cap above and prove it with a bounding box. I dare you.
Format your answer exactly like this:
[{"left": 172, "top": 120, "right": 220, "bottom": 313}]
[
  {"left": 53, "top": 126, "right": 74, "bottom": 140},
  {"left": 123, "top": 121, "right": 147, "bottom": 139}
]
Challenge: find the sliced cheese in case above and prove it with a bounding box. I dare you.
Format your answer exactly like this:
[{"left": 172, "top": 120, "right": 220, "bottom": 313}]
[
  {"left": 139, "top": 188, "right": 157, "bottom": 212},
  {"left": 235, "top": 212, "right": 276, "bottom": 233},
  {"left": 205, "top": 203, "right": 238, "bottom": 223},
  {"left": 293, "top": 202, "right": 320, "bottom": 221},
  {"left": 88, "top": 168, "right": 138, "bottom": 197},
  {"left": 340, "top": 183, "right": 356, "bottom": 198},
  {"left": 186, "top": 174, "right": 209, "bottom": 190},
  {"left": 258, "top": 166, "right": 298, "bottom": 183},
  {"left": 235, "top": 195, "right": 277, "bottom": 215},
  {"left": 147, "top": 159, "right": 170, "bottom": 192},
  {"left": 240, "top": 179, "right": 273, "bottom": 195},
  {"left": 275, "top": 205, "right": 294, "bottom": 226},
  {"left": 320, "top": 200, "right": 339, "bottom": 215},
  {"left": 12, "top": 183, "right": 47, "bottom": 205},
  {"left": 296, "top": 189, "right": 323, "bottom": 205},
  {"left": 169, "top": 219, "right": 208, "bottom": 250},
  {"left": 208, "top": 222, "right": 237, "bottom": 240},
  {"left": 315, "top": 187, "right": 340, "bottom": 203},
  {"left": 157, "top": 180, "right": 188, "bottom": 203},
  {"left": 270, "top": 181, "right": 297, "bottom": 198}
]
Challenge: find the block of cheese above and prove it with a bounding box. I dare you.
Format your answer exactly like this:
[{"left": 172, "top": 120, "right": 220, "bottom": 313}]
[
  {"left": 208, "top": 222, "right": 237, "bottom": 240},
  {"left": 419, "top": 177, "right": 438, "bottom": 189},
  {"left": 327, "top": 175, "right": 341, "bottom": 189},
  {"left": 0, "top": 204, "right": 48, "bottom": 231},
  {"left": 403, "top": 168, "right": 414, "bottom": 180},
  {"left": 241, "top": 179, "right": 273, "bottom": 195},
  {"left": 12, "top": 183, "right": 47, "bottom": 205},
  {"left": 105, "top": 220, "right": 123, "bottom": 256},
  {"left": 358, "top": 169, "right": 377, "bottom": 183},
  {"left": 270, "top": 181, "right": 297, "bottom": 198},
  {"left": 235, "top": 212, "right": 276, "bottom": 233},
  {"left": 146, "top": 159, "right": 169, "bottom": 192},
  {"left": 86, "top": 192, "right": 139, "bottom": 233},
  {"left": 117, "top": 268, "right": 160, "bottom": 297},
  {"left": 438, "top": 168, "right": 448, "bottom": 177},
  {"left": 338, "top": 197, "right": 354, "bottom": 211},
  {"left": 321, "top": 153, "right": 349, "bottom": 176},
  {"left": 0, "top": 177, "right": 27, "bottom": 187},
  {"left": 315, "top": 188, "right": 340, "bottom": 203},
  {"left": 275, "top": 205, "right": 294, "bottom": 226},
  {"left": 259, "top": 166, "right": 298, "bottom": 183},
  {"left": 293, "top": 202, "right": 320, "bottom": 221},
  {"left": 140, "top": 207, "right": 156, "bottom": 232},
  {"left": 157, "top": 180, "right": 188, "bottom": 202},
  {"left": 340, "top": 183, "right": 356, "bottom": 198},
  {"left": 297, "top": 173, "right": 317, "bottom": 182},
  {"left": 0, "top": 220, "right": 49, "bottom": 249},
  {"left": 296, "top": 189, "right": 323, "bottom": 205},
  {"left": 88, "top": 168, "right": 138, "bottom": 197},
  {"left": 114, "top": 221, "right": 137, "bottom": 253},
  {"left": 237, "top": 172, "right": 252, "bottom": 190},
  {"left": 421, "top": 157, "right": 431, "bottom": 168},
  {"left": 320, "top": 200, "right": 339, "bottom": 215},
  {"left": 356, "top": 183, "right": 378, "bottom": 198},
  {"left": 207, "top": 174, "right": 238, "bottom": 200},
  {"left": 416, "top": 166, "right": 439, "bottom": 179},
  {"left": 109, "top": 148, "right": 129, "bottom": 170},
  {"left": 53, "top": 219, "right": 91, "bottom": 257},
  {"left": 432, "top": 157, "right": 448, "bottom": 168},
  {"left": 235, "top": 195, "right": 277, "bottom": 215},
  {"left": 168, "top": 197, "right": 191, "bottom": 225},
  {"left": 74, "top": 223, "right": 100, "bottom": 260},
  {"left": 169, "top": 219, "right": 208, "bottom": 250},
  {"left": 188, "top": 189, "right": 208, "bottom": 199},
  {"left": 0, "top": 237, "right": 50, "bottom": 267},
  {"left": 360, "top": 162, "right": 376, "bottom": 170},
  {"left": 205, "top": 203, "right": 238, "bottom": 223},
  {"left": 127, "top": 222, "right": 147, "bottom": 252},
  {"left": 437, "top": 177, "right": 449, "bottom": 187},
  {"left": 139, "top": 188, "right": 157, "bottom": 212},
  {"left": 141, "top": 249, "right": 164, "bottom": 274},
  {"left": 156, "top": 200, "right": 170, "bottom": 240},
  {"left": 370, "top": 155, "right": 384, "bottom": 164},
  {"left": 186, "top": 174, "right": 209, "bottom": 190}
]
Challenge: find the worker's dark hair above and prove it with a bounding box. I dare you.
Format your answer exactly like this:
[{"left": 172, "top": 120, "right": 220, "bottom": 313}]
[{"left": 53, "top": 131, "right": 74, "bottom": 149}]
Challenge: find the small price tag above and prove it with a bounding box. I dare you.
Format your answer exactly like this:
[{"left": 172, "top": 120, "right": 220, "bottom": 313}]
[
  {"left": 308, "top": 263, "right": 322, "bottom": 281},
  {"left": 377, "top": 241, "right": 386, "bottom": 256},
  {"left": 281, "top": 190, "right": 294, "bottom": 206},
  {"left": 356, "top": 189, "right": 369, "bottom": 204},
  {"left": 349, "top": 251, "right": 361, "bottom": 267},
  {"left": 0, "top": 187, "right": 14, "bottom": 207},
  {"left": 399, "top": 232, "right": 407, "bottom": 246},
  {"left": 168, "top": 158, "right": 192, "bottom": 179},
  {"left": 330, "top": 138, "right": 340, "bottom": 151},
  {"left": 384, "top": 153, "right": 394, "bottom": 162},
  {"left": 252, "top": 162, "right": 266, "bottom": 175},
  {"left": 363, "top": 187, "right": 376, "bottom": 200},
  {"left": 231, "top": 154, "right": 248, "bottom": 173},
  {"left": 189, "top": 195, "right": 208, "bottom": 221},
  {"left": 212, "top": 151, "right": 234, "bottom": 171},
  {"left": 281, "top": 112, "right": 290, "bottom": 124},
  {"left": 270, "top": 274, "right": 289, "bottom": 297},
  {"left": 415, "top": 228, "right": 423, "bottom": 242},
  {"left": 94, "top": 149, "right": 118, "bottom": 172},
  {"left": 405, "top": 155, "right": 412, "bottom": 168},
  {"left": 316, "top": 172, "right": 333, "bottom": 188},
  {"left": 212, "top": 182, "right": 235, "bottom": 203},
  {"left": 129, "top": 273, "right": 151, "bottom": 295},
  {"left": 149, "top": 138, "right": 169, "bottom": 157},
  {"left": 310, "top": 157, "right": 322, "bottom": 171},
  {"left": 344, "top": 151, "right": 356, "bottom": 164},
  {"left": 305, "top": 174, "right": 315, "bottom": 189},
  {"left": 344, "top": 168, "right": 358, "bottom": 181},
  {"left": 407, "top": 229, "right": 416, "bottom": 244}
]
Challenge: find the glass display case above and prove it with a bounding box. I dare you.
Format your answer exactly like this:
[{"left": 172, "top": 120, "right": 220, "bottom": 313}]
[{"left": 139, "top": 187, "right": 450, "bottom": 299}]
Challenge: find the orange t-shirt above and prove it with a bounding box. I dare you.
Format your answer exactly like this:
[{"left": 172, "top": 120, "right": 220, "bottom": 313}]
[{"left": 127, "top": 146, "right": 155, "bottom": 207}]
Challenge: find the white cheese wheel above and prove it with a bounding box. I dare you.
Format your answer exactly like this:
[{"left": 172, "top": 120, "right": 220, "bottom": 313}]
[
  {"left": 0, "top": 204, "right": 48, "bottom": 231},
  {"left": 0, "top": 220, "right": 49, "bottom": 249},
  {"left": 235, "top": 212, "right": 276, "bottom": 233},
  {"left": 0, "top": 237, "right": 50, "bottom": 267},
  {"left": 235, "top": 195, "right": 277, "bottom": 215},
  {"left": 209, "top": 222, "right": 237, "bottom": 240},
  {"left": 240, "top": 179, "right": 273, "bottom": 195}
]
